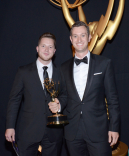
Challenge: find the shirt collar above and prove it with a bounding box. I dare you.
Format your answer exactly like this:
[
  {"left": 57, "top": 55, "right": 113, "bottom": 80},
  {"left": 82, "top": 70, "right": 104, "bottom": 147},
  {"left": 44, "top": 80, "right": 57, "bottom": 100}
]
[
  {"left": 75, "top": 51, "right": 90, "bottom": 64},
  {"left": 36, "top": 59, "right": 52, "bottom": 72}
]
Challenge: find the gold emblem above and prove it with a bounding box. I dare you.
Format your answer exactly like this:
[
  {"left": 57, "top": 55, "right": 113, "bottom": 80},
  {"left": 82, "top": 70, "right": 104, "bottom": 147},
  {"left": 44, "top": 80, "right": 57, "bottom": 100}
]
[{"left": 49, "top": 0, "right": 125, "bottom": 55}]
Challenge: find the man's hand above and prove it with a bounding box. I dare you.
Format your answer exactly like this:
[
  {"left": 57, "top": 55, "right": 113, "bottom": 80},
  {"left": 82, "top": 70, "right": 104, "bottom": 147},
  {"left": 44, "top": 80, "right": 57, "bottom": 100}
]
[
  {"left": 5, "top": 129, "right": 15, "bottom": 142},
  {"left": 48, "top": 98, "right": 60, "bottom": 113},
  {"left": 108, "top": 131, "right": 119, "bottom": 146}
]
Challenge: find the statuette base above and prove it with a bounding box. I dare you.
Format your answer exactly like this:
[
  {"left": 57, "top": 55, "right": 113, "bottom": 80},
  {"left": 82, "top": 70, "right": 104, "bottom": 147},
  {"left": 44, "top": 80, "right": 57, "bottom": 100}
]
[{"left": 47, "top": 114, "right": 69, "bottom": 125}]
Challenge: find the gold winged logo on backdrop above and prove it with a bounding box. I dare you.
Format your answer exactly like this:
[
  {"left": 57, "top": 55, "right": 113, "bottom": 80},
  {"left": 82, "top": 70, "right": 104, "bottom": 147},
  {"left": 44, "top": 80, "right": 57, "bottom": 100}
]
[{"left": 49, "top": 0, "right": 125, "bottom": 55}]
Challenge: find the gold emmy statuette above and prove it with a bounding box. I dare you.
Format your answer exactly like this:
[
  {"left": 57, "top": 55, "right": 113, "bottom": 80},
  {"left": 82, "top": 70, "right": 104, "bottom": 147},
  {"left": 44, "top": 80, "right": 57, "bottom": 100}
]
[
  {"left": 49, "top": 0, "right": 125, "bottom": 56},
  {"left": 44, "top": 78, "right": 69, "bottom": 125}
]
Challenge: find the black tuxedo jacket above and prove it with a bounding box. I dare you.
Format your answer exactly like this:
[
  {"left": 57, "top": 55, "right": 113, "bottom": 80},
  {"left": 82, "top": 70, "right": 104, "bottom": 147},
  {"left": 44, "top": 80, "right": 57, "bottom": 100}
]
[
  {"left": 6, "top": 62, "right": 67, "bottom": 143},
  {"left": 61, "top": 53, "right": 120, "bottom": 142}
]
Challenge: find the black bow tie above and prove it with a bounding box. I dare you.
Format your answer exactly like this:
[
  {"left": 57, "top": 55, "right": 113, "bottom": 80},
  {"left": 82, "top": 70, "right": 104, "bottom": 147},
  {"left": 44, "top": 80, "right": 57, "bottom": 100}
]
[{"left": 74, "top": 56, "right": 88, "bottom": 65}]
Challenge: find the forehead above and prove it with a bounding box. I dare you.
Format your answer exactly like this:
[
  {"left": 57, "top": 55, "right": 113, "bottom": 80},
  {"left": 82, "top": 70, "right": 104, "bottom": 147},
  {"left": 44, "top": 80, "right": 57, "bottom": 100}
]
[
  {"left": 71, "top": 26, "right": 87, "bottom": 35},
  {"left": 39, "top": 37, "right": 54, "bottom": 45}
]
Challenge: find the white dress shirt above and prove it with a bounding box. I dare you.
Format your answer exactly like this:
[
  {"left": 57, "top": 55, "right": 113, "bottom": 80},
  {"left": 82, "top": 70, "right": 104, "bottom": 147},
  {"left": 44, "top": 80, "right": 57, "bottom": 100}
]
[
  {"left": 74, "top": 51, "right": 90, "bottom": 101},
  {"left": 36, "top": 59, "right": 61, "bottom": 112},
  {"left": 36, "top": 59, "right": 52, "bottom": 89}
]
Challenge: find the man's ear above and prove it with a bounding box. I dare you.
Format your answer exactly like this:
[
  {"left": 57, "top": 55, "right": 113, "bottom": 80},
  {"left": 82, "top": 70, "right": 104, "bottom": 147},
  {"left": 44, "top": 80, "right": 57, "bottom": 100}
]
[
  {"left": 70, "top": 36, "right": 72, "bottom": 43},
  {"left": 88, "top": 34, "right": 92, "bottom": 42},
  {"left": 54, "top": 49, "right": 56, "bottom": 54},
  {"left": 36, "top": 46, "right": 38, "bottom": 53}
]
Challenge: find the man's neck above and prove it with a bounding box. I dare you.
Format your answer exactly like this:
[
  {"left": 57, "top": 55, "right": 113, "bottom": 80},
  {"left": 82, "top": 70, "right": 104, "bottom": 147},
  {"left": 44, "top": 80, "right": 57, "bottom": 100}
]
[
  {"left": 75, "top": 50, "right": 89, "bottom": 59},
  {"left": 38, "top": 57, "right": 51, "bottom": 66}
]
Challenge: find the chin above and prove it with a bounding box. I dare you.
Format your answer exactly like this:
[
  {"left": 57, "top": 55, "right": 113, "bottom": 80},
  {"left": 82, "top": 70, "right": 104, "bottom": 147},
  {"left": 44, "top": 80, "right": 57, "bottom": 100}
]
[{"left": 76, "top": 49, "right": 84, "bottom": 52}]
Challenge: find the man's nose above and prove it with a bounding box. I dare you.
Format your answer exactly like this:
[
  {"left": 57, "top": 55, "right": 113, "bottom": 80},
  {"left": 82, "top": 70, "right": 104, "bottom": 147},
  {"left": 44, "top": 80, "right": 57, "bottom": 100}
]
[
  {"left": 45, "top": 46, "right": 49, "bottom": 51},
  {"left": 77, "top": 36, "right": 82, "bottom": 42}
]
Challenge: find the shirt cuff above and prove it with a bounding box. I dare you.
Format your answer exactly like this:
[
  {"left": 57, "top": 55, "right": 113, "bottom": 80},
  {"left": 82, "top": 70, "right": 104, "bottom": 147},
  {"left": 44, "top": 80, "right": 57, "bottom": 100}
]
[{"left": 58, "top": 103, "right": 61, "bottom": 112}]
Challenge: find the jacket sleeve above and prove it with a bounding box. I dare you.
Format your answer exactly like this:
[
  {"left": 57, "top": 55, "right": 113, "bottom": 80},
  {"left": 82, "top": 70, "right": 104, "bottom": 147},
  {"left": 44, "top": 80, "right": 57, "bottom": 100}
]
[
  {"left": 104, "top": 60, "right": 120, "bottom": 132},
  {"left": 6, "top": 67, "right": 24, "bottom": 129}
]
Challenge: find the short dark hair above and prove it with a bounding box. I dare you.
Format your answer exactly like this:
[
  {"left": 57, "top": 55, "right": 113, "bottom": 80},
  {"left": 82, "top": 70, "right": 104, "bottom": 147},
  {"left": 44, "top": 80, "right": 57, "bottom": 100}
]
[
  {"left": 70, "top": 21, "right": 90, "bottom": 37},
  {"left": 38, "top": 32, "right": 56, "bottom": 48}
]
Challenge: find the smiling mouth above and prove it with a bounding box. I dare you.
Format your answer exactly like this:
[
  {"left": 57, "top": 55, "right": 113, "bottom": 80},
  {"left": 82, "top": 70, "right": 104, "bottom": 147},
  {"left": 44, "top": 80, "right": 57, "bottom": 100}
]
[
  {"left": 76, "top": 43, "right": 83, "bottom": 46},
  {"left": 44, "top": 53, "right": 49, "bottom": 55}
]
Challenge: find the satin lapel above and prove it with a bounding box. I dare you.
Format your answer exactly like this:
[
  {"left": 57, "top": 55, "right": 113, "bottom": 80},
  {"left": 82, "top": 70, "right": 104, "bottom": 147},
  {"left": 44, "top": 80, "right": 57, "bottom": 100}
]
[
  {"left": 31, "top": 62, "right": 46, "bottom": 98},
  {"left": 68, "top": 58, "right": 81, "bottom": 102},
  {"left": 82, "top": 53, "right": 95, "bottom": 100}
]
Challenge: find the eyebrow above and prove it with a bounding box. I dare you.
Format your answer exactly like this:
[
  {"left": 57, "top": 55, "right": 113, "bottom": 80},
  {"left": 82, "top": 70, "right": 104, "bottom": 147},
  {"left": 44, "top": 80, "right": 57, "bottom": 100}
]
[
  {"left": 72, "top": 33, "right": 86, "bottom": 36},
  {"left": 41, "top": 44, "right": 54, "bottom": 46}
]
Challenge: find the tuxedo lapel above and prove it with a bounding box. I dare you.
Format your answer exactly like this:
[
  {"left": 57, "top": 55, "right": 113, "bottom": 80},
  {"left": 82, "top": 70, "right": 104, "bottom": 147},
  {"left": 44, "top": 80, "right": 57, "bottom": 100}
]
[
  {"left": 68, "top": 58, "right": 81, "bottom": 102},
  {"left": 52, "top": 64, "right": 58, "bottom": 82},
  {"left": 82, "top": 53, "right": 95, "bottom": 100},
  {"left": 31, "top": 62, "right": 46, "bottom": 98}
]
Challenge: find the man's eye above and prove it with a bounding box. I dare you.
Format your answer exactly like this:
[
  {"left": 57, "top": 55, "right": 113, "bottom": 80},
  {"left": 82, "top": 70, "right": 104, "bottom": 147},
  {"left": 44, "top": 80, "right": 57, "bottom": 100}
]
[
  {"left": 82, "top": 35, "right": 85, "bottom": 37},
  {"left": 73, "top": 36, "right": 77, "bottom": 38}
]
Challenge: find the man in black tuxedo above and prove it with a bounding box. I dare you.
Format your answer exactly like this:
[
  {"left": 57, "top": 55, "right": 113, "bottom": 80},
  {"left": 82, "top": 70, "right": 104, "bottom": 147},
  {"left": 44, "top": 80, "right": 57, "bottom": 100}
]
[
  {"left": 5, "top": 32, "right": 67, "bottom": 156},
  {"left": 49, "top": 21, "right": 120, "bottom": 156}
]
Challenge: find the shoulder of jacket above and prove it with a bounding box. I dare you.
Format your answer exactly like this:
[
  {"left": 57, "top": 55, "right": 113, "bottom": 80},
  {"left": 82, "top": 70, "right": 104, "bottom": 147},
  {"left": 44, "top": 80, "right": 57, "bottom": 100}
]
[
  {"left": 61, "top": 57, "right": 73, "bottom": 67},
  {"left": 17, "top": 62, "right": 35, "bottom": 73},
  {"left": 92, "top": 53, "right": 111, "bottom": 62}
]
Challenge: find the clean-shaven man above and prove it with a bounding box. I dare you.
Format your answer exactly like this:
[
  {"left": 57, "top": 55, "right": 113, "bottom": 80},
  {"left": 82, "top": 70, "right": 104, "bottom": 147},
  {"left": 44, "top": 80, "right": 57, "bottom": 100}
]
[
  {"left": 49, "top": 21, "right": 120, "bottom": 156},
  {"left": 5, "top": 32, "right": 67, "bottom": 156}
]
